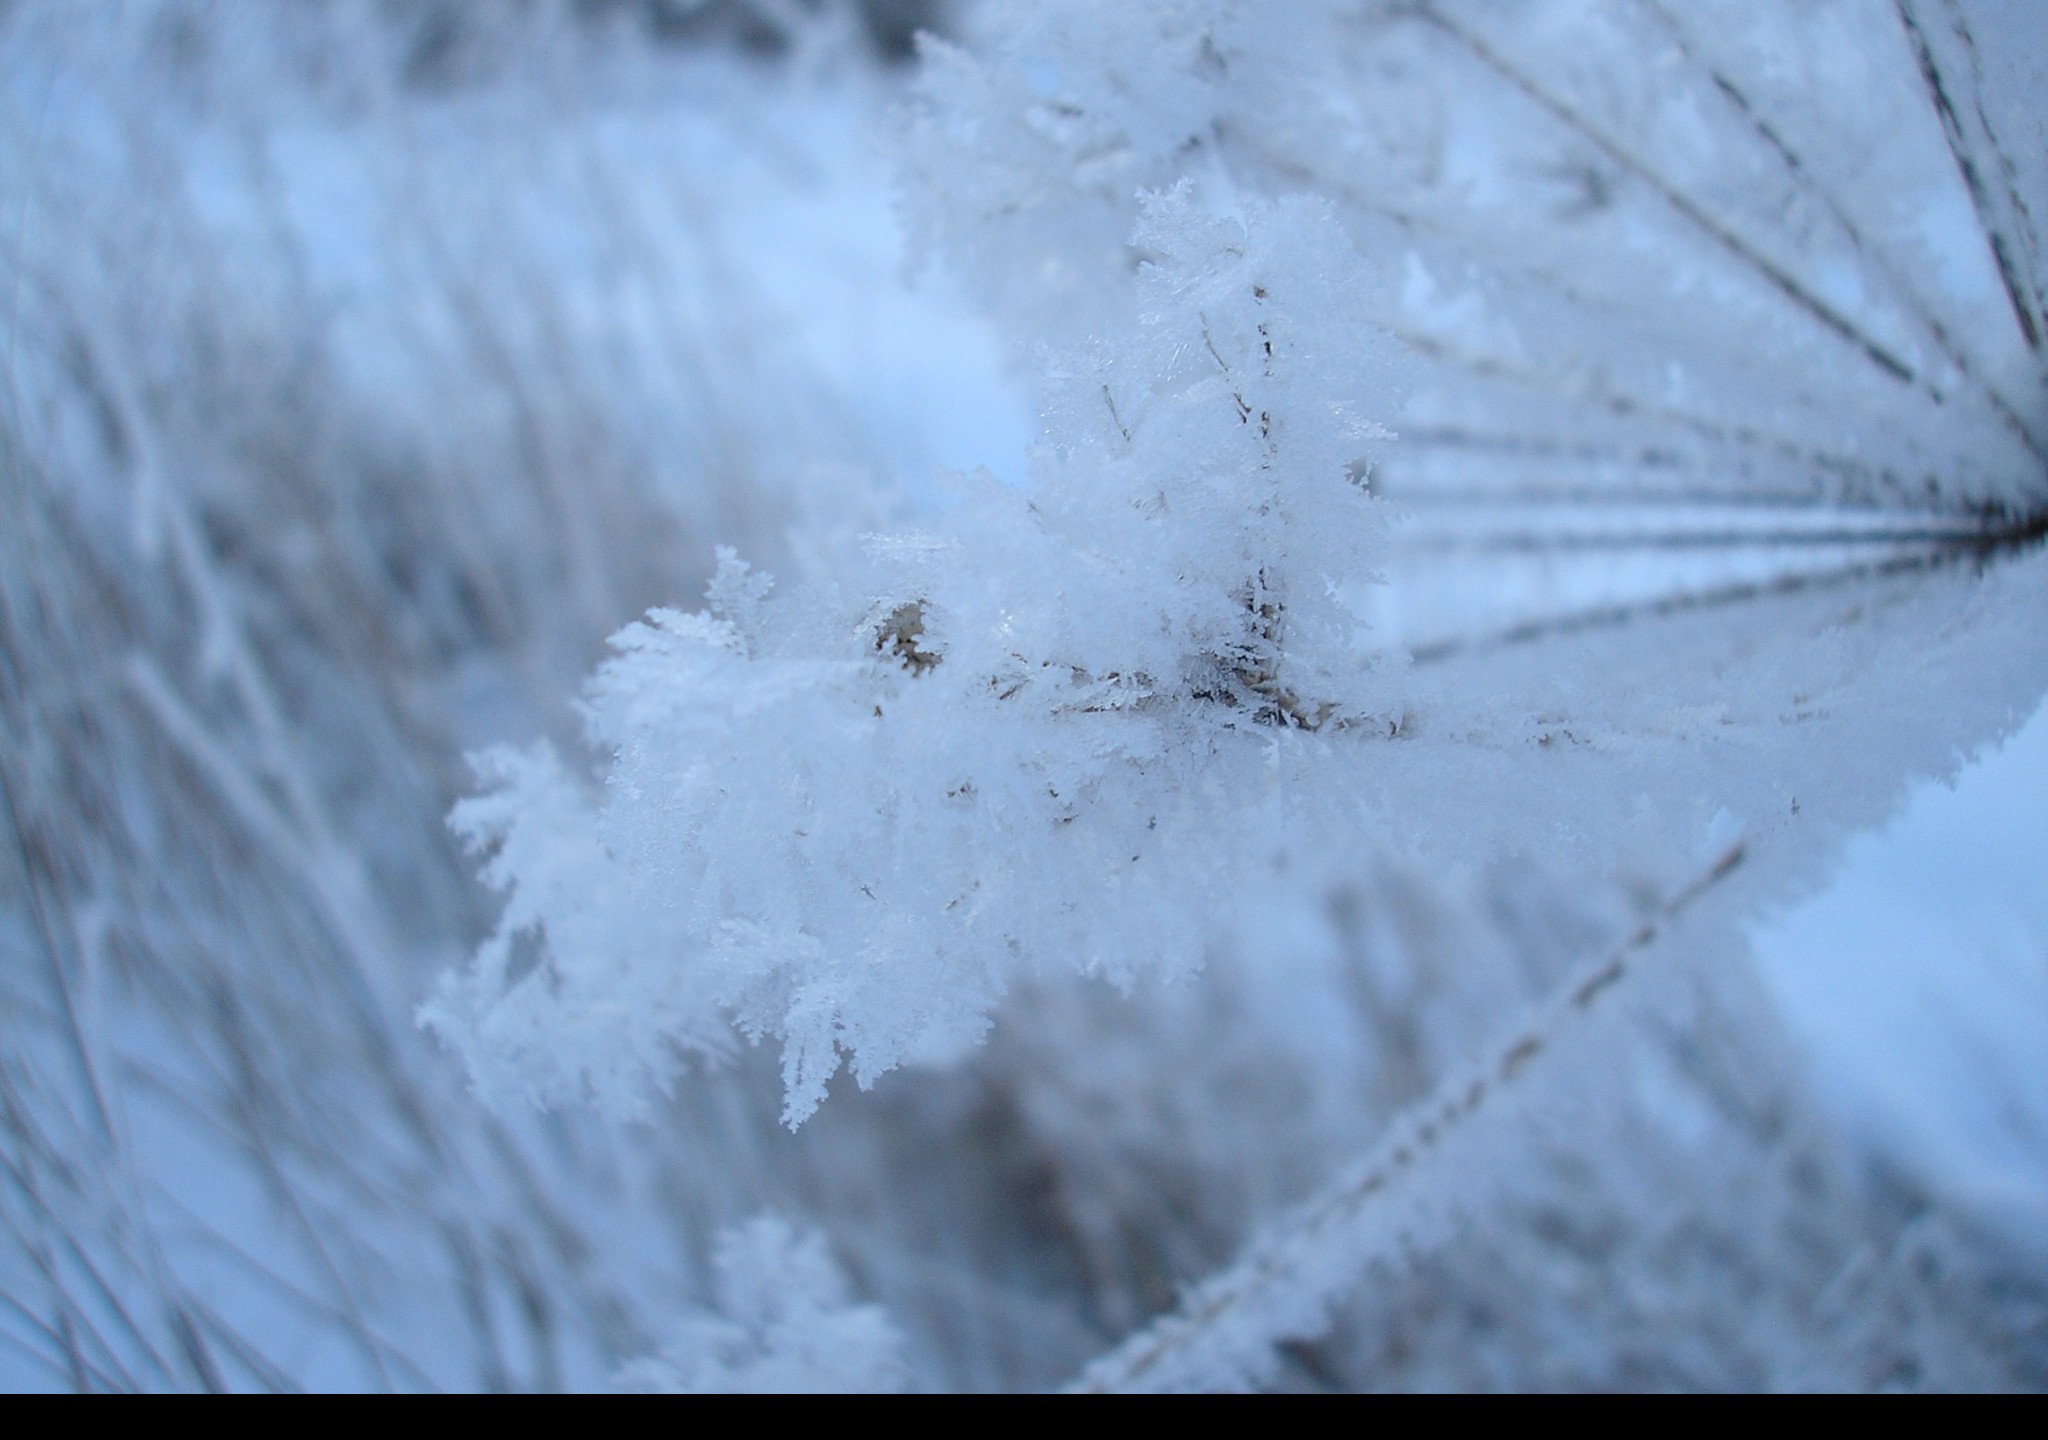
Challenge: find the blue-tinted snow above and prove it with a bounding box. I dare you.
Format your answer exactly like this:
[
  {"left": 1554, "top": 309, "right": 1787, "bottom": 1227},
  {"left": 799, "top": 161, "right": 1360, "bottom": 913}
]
[{"left": 1758, "top": 696, "right": 2048, "bottom": 1261}]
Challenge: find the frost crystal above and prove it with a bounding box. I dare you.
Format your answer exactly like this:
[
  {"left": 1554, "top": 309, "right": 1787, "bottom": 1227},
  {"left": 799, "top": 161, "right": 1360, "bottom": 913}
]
[
  {"left": 617, "top": 1218, "right": 906, "bottom": 1394},
  {"left": 425, "top": 186, "right": 1408, "bottom": 1122}
]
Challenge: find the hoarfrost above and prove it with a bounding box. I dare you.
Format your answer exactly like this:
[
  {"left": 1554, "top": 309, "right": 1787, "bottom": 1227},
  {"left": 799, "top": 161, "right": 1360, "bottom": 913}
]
[
  {"left": 617, "top": 1217, "right": 907, "bottom": 1393},
  {"left": 8, "top": 0, "right": 2048, "bottom": 1393},
  {"left": 425, "top": 184, "right": 1411, "bottom": 1122}
]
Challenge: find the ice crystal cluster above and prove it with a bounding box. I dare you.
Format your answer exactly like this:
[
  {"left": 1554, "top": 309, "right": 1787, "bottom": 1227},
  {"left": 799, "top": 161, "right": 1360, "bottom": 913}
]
[
  {"left": 617, "top": 1217, "right": 907, "bottom": 1393},
  {"left": 427, "top": 185, "right": 1409, "bottom": 1121}
]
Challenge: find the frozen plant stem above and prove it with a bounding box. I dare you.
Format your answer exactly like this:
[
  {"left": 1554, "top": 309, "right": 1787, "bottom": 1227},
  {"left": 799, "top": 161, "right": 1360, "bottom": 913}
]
[
  {"left": 1070, "top": 843, "right": 1748, "bottom": 1394},
  {"left": 1895, "top": 0, "right": 2048, "bottom": 359}
]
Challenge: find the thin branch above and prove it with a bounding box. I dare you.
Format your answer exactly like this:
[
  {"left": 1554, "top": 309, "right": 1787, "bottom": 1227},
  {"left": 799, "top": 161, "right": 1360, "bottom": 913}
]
[
  {"left": 1069, "top": 845, "right": 1748, "bottom": 1393},
  {"left": 1381, "top": 326, "right": 1937, "bottom": 509},
  {"left": 1412, "top": 3, "right": 1928, "bottom": 396},
  {"left": 1897, "top": 0, "right": 2048, "bottom": 358},
  {"left": 1404, "top": 538, "right": 2011, "bottom": 667},
  {"left": 1641, "top": 0, "right": 2046, "bottom": 462},
  {"left": 1396, "top": 523, "right": 1986, "bottom": 555}
]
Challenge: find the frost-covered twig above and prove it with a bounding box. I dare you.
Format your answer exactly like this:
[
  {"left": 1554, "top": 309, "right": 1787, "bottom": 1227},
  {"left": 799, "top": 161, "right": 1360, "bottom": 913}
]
[
  {"left": 1405, "top": 534, "right": 2009, "bottom": 666},
  {"left": 1641, "top": 0, "right": 2044, "bottom": 461},
  {"left": 1897, "top": 0, "right": 2048, "bottom": 359},
  {"left": 1413, "top": 4, "right": 1919, "bottom": 394},
  {"left": 1069, "top": 844, "right": 1747, "bottom": 1393}
]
